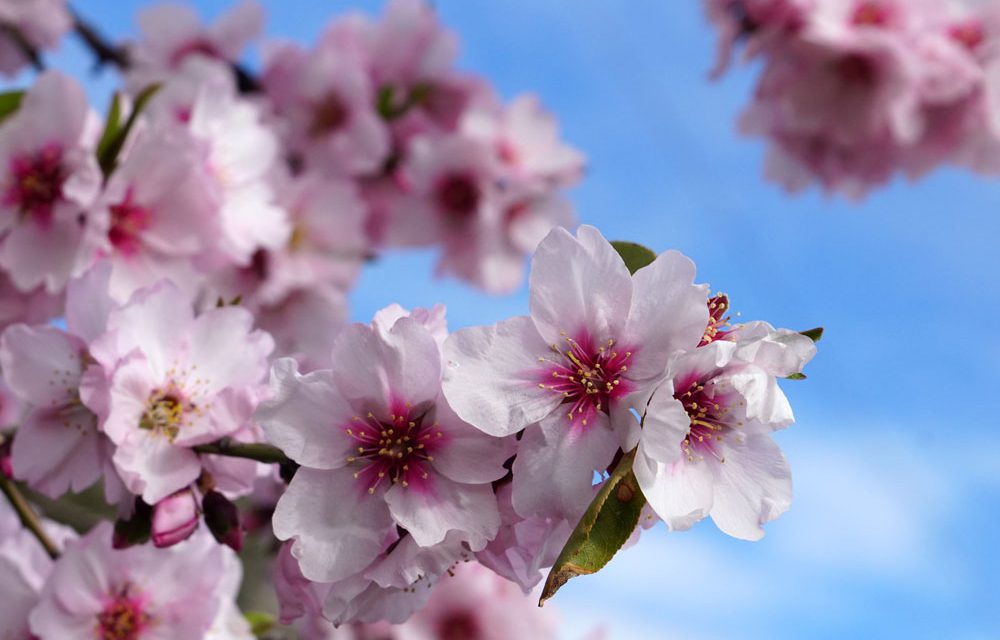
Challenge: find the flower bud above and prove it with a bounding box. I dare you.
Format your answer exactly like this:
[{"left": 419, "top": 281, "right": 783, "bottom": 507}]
[
  {"left": 151, "top": 488, "right": 200, "bottom": 548},
  {"left": 202, "top": 490, "right": 244, "bottom": 552}
]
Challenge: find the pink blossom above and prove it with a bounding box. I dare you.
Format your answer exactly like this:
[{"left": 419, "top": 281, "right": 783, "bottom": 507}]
[
  {"left": 92, "top": 126, "right": 222, "bottom": 301},
  {"left": 251, "top": 286, "right": 349, "bottom": 373},
  {"left": 0, "top": 264, "right": 122, "bottom": 499},
  {"left": 262, "top": 39, "right": 391, "bottom": 177},
  {"left": 389, "top": 133, "right": 573, "bottom": 292},
  {"left": 250, "top": 173, "right": 369, "bottom": 305},
  {"left": 461, "top": 94, "right": 586, "bottom": 188},
  {"left": 0, "top": 0, "right": 72, "bottom": 77},
  {"left": 366, "top": 0, "right": 459, "bottom": 91},
  {"left": 633, "top": 325, "right": 815, "bottom": 540},
  {"left": 0, "top": 71, "right": 102, "bottom": 292},
  {"left": 711, "top": 0, "right": 1000, "bottom": 194},
  {"left": 89, "top": 280, "right": 273, "bottom": 503},
  {"left": 443, "top": 225, "right": 708, "bottom": 519},
  {"left": 151, "top": 487, "right": 200, "bottom": 548},
  {"left": 259, "top": 307, "right": 514, "bottom": 590},
  {"left": 0, "top": 270, "right": 61, "bottom": 334},
  {"left": 147, "top": 58, "right": 290, "bottom": 266},
  {"left": 28, "top": 523, "right": 251, "bottom": 640},
  {"left": 128, "top": 0, "right": 264, "bottom": 85},
  {"left": 474, "top": 483, "right": 573, "bottom": 592}
]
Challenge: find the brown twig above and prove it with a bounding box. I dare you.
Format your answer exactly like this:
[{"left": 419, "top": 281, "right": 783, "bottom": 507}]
[
  {"left": 0, "top": 474, "right": 60, "bottom": 559},
  {"left": 0, "top": 23, "right": 45, "bottom": 71}
]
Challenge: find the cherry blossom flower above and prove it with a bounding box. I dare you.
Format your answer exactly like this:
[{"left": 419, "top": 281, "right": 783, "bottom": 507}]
[
  {"left": 147, "top": 58, "right": 290, "bottom": 266},
  {"left": 633, "top": 326, "right": 815, "bottom": 540},
  {"left": 262, "top": 38, "right": 391, "bottom": 177},
  {"left": 461, "top": 94, "right": 586, "bottom": 188},
  {"left": 0, "top": 71, "right": 102, "bottom": 292},
  {"left": 28, "top": 523, "right": 252, "bottom": 640},
  {"left": 443, "top": 225, "right": 708, "bottom": 519},
  {"left": 259, "top": 306, "right": 514, "bottom": 589},
  {"left": 89, "top": 279, "right": 273, "bottom": 504},
  {"left": 128, "top": 0, "right": 264, "bottom": 86},
  {"left": 92, "top": 126, "right": 222, "bottom": 301},
  {"left": 0, "top": 264, "right": 120, "bottom": 499}
]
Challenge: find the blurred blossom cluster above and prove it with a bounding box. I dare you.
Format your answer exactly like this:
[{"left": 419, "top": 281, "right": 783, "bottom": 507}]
[{"left": 707, "top": 0, "right": 1000, "bottom": 197}]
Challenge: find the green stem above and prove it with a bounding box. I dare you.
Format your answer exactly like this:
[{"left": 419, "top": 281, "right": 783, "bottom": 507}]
[
  {"left": 0, "top": 474, "right": 60, "bottom": 559},
  {"left": 193, "top": 439, "right": 291, "bottom": 465}
]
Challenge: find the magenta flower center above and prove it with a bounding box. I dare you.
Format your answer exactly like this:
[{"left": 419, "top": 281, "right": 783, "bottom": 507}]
[
  {"left": 4, "top": 144, "right": 66, "bottom": 224},
  {"left": 437, "top": 610, "right": 481, "bottom": 640},
  {"left": 850, "top": 1, "right": 890, "bottom": 27},
  {"left": 949, "top": 21, "right": 985, "bottom": 51},
  {"left": 674, "top": 376, "right": 741, "bottom": 463},
  {"left": 435, "top": 173, "right": 481, "bottom": 220},
  {"left": 538, "top": 334, "right": 633, "bottom": 427},
  {"left": 308, "top": 92, "right": 350, "bottom": 137},
  {"left": 96, "top": 589, "right": 150, "bottom": 640},
  {"left": 700, "top": 293, "right": 732, "bottom": 347},
  {"left": 344, "top": 407, "right": 442, "bottom": 494},
  {"left": 834, "top": 53, "right": 878, "bottom": 87},
  {"left": 108, "top": 189, "right": 153, "bottom": 256}
]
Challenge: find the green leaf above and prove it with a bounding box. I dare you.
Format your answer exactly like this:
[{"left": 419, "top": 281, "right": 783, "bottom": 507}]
[
  {"left": 0, "top": 90, "right": 25, "bottom": 123},
  {"left": 243, "top": 611, "right": 276, "bottom": 637},
  {"left": 799, "top": 327, "right": 824, "bottom": 343},
  {"left": 376, "top": 85, "right": 397, "bottom": 120},
  {"left": 785, "top": 372, "right": 807, "bottom": 380},
  {"left": 96, "top": 93, "right": 123, "bottom": 165},
  {"left": 611, "top": 241, "right": 657, "bottom": 275},
  {"left": 540, "top": 448, "right": 646, "bottom": 605},
  {"left": 98, "top": 84, "right": 162, "bottom": 176}
]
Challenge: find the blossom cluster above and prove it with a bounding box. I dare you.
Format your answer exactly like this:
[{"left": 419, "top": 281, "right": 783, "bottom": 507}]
[
  {"left": 0, "top": 0, "right": 820, "bottom": 637},
  {"left": 0, "top": 0, "right": 583, "bottom": 372},
  {"left": 263, "top": 225, "right": 816, "bottom": 626},
  {"left": 706, "top": 0, "right": 1000, "bottom": 197}
]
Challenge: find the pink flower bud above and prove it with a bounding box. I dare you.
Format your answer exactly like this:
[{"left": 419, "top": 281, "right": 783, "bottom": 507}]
[{"left": 151, "top": 489, "right": 200, "bottom": 548}]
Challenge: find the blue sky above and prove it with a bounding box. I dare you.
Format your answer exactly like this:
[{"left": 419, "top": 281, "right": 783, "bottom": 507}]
[{"left": 19, "top": 1, "right": 1000, "bottom": 637}]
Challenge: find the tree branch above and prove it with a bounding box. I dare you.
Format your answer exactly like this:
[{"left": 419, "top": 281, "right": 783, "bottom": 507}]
[
  {"left": 0, "top": 23, "right": 45, "bottom": 71},
  {"left": 0, "top": 474, "right": 60, "bottom": 559},
  {"left": 193, "top": 439, "right": 292, "bottom": 465},
  {"left": 69, "top": 8, "right": 130, "bottom": 70}
]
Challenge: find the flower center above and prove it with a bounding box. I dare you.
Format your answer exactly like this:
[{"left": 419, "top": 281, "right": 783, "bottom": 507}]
[
  {"left": 538, "top": 333, "right": 633, "bottom": 427},
  {"left": 108, "top": 189, "right": 153, "bottom": 256},
  {"left": 833, "top": 53, "right": 877, "bottom": 88},
  {"left": 437, "top": 611, "right": 481, "bottom": 640},
  {"left": 700, "top": 293, "right": 732, "bottom": 346},
  {"left": 343, "top": 407, "right": 442, "bottom": 495},
  {"left": 674, "top": 376, "right": 742, "bottom": 463},
  {"left": 850, "top": 1, "right": 890, "bottom": 27},
  {"left": 949, "top": 21, "right": 985, "bottom": 51},
  {"left": 4, "top": 144, "right": 66, "bottom": 224},
  {"left": 96, "top": 588, "right": 150, "bottom": 640},
  {"left": 139, "top": 385, "right": 195, "bottom": 441},
  {"left": 434, "top": 173, "right": 481, "bottom": 220},
  {"left": 308, "top": 92, "right": 350, "bottom": 137}
]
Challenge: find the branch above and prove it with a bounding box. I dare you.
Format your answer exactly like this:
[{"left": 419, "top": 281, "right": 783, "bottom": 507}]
[
  {"left": 0, "top": 474, "right": 60, "bottom": 559},
  {"left": 193, "top": 439, "right": 291, "bottom": 465},
  {"left": 0, "top": 23, "right": 45, "bottom": 71},
  {"left": 69, "top": 5, "right": 262, "bottom": 95},
  {"left": 69, "top": 8, "right": 130, "bottom": 70}
]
